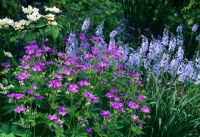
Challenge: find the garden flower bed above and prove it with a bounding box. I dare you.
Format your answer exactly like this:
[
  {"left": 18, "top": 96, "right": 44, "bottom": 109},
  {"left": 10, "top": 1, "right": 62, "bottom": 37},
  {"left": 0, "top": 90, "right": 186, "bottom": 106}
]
[{"left": 0, "top": 3, "right": 200, "bottom": 137}]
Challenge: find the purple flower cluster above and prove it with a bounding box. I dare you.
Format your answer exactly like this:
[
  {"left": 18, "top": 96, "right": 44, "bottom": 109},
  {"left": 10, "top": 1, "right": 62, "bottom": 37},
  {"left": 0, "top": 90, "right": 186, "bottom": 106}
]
[
  {"left": 57, "top": 105, "right": 68, "bottom": 116},
  {"left": 14, "top": 105, "right": 26, "bottom": 113},
  {"left": 105, "top": 88, "right": 121, "bottom": 101},
  {"left": 25, "top": 41, "right": 39, "bottom": 55},
  {"left": 140, "top": 106, "right": 150, "bottom": 113},
  {"left": 16, "top": 72, "right": 31, "bottom": 84},
  {"left": 2, "top": 20, "right": 152, "bottom": 135},
  {"left": 109, "top": 101, "right": 125, "bottom": 112},
  {"left": 34, "top": 95, "right": 44, "bottom": 100},
  {"left": 8, "top": 93, "right": 25, "bottom": 99},
  {"left": 67, "top": 84, "right": 79, "bottom": 93},
  {"left": 78, "top": 80, "right": 90, "bottom": 86},
  {"left": 48, "top": 114, "right": 61, "bottom": 123},
  {"left": 126, "top": 101, "right": 140, "bottom": 109},
  {"left": 1, "top": 61, "right": 11, "bottom": 68},
  {"left": 100, "top": 110, "right": 110, "bottom": 119},
  {"left": 83, "top": 92, "right": 99, "bottom": 103},
  {"left": 48, "top": 79, "right": 62, "bottom": 89},
  {"left": 32, "top": 61, "right": 46, "bottom": 72},
  {"left": 25, "top": 84, "right": 38, "bottom": 94}
]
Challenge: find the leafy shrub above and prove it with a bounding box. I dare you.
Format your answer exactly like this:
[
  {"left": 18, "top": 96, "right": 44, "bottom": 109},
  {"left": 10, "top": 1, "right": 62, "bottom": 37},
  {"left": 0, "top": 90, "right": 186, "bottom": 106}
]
[
  {"left": 0, "top": 0, "right": 21, "bottom": 19},
  {"left": 46, "top": 0, "right": 122, "bottom": 32}
]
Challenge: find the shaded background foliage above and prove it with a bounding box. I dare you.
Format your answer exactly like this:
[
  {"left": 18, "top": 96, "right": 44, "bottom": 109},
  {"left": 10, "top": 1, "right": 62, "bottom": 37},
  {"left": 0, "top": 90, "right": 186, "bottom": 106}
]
[{"left": 118, "top": 0, "right": 200, "bottom": 58}]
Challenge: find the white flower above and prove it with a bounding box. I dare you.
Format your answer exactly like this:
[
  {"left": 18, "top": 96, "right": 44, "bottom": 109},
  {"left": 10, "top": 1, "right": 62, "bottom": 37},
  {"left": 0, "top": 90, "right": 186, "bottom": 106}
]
[
  {"left": 3, "top": 51, "right": 13, "bottom": 58},
  {"left": 13, "top": 20, "right": 30, "bottom": 30},
  {"left": 0, "top": 18, "right": 14, "bottom": 28},
  {"left": 45, "top": 6, "right": 61, "bottom": 13},
  {"left": 22, "top": 5, "right": 39, "bottom": 14},
  {"left": 44, "top": 14, "right": 55, "bottom": 21},
  {"left": 27, "top": 12, "right": 42, "bottom": 22}
]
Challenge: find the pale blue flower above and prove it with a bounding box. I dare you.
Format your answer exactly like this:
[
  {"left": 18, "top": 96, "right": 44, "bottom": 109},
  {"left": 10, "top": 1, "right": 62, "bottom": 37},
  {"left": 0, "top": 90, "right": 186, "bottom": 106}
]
[
  {"left": 192, "top": 24, "right": 198, "bottom": 32},
  {"left": 168, "top": 35, "right": 176, "bottom": 52},
  {"left": 82, "top": 18, "right": 90, "bottom": 31},
  {"left": 96, "top": 22, "right": 104, "bottom": 36},
  {"left": 176, "top": 24, "right": 183, "bottom": 33},
  {"left": 162, "top": 27, "right": 169, "bottom": 45}
]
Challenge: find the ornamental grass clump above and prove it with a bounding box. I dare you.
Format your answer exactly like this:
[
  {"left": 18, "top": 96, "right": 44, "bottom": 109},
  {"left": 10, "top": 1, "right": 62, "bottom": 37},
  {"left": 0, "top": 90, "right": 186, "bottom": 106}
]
[{"left": 1, "top": 38, "right": 150, "bottom": 136}]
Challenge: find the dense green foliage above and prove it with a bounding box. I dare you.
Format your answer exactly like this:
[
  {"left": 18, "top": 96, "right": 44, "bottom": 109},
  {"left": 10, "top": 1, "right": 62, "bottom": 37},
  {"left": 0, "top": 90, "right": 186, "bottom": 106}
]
[{"left": 143, "top": 80, "right": 200, "bottom": 137}]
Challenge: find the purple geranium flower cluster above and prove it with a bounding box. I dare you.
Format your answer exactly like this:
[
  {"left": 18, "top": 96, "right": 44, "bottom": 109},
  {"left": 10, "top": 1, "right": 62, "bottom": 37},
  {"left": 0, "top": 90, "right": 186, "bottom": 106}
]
[
  {"left": 32, "top": 61, "right": 46, "bottom": 72},
  {"left": 1, "top": 61, "right": 11, "bottom": 68},
  {"left": 16, "top": 72, "right": 31, "bottom": 84},
  {"left": 110, "top": 101, "right": 125, "bottom": 113},
  {"left": 57, "top": 105, "right": 68, "bottom": 116},
  {"left": 83, "top": 91, "right": 99, "bottom": 103},
  {"left": 48, "top": 79, "right": 63, "bottom": 89},
  {"left": 67, "top": 84, "right": 79, "bottom": 93},
  {"left": 8, "top": 93, "right": 25, "bottom": 99},
  {"left": 2, "top": 19, "right": 152, "bottom": 136},
  {"left": 14, "top": 105, "right": 26, "bottom": 113},
  {"left": 100, "top": 110, "right": 110, "bottom": 119}
]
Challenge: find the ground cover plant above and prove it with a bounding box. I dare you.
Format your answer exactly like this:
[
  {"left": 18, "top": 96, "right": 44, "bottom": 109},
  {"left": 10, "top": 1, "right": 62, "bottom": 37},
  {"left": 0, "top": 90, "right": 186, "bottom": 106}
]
[{"left": 0, "top": 33, "right": 150, "bottom": 136}]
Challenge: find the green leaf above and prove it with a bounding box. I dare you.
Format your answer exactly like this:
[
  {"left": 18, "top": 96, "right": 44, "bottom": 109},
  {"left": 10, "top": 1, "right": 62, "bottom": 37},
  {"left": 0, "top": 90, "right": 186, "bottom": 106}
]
[
  {"left": 0, "top": 122, "right": 9, "bottom": 133},
  {"left": 35, "top": 20, "right": 48, "bottom": 28},
  {"left": 25, "top": 31, "right": 37, "bottom": 42},
  {"left": 51, "top": 26, "right": 60, "bottom": 41}
]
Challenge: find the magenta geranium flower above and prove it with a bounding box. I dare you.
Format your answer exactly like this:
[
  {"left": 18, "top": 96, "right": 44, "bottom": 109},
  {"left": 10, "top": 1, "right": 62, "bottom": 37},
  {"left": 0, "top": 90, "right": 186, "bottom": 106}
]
[
  {"left": 1, "top": 61, "right": 11, "bottom": 68},
  {"left": 126, "top": 101, "right": 140, "bottom": 109},
  {"left": 137, "top": 95, "right": 145, "bottom": 101},
  {"left": 57, "top": 105, "right": 68, "bottom": 116},
  {"left": 14, "top": 105, "right": 26, "bottom": 113},
  {"left": 48, "top": 114, "right": 61, "bottom": 123},
  {"left": 85, "top": 127, "right": 93, "bottom": 134},
  {"left": 48, "top": 79, "right": 62, "bottom": 89},
  {"left": 83, "top": 92, "right": 98, "bottom": 103},
  {"left": 16, "top": 72, "right": 31, "bottom": 84},
  {"left": 105, "top": 92, "right": 115, "bottom": 98},
  {"left": 67, "top": 84, "right": 79, "bottom": 93},
  {"left": 131, "top": 114, "right": 138, "bottom": 120},
  {"left": 130, "top": 72, "right": 140, "bottom": 77},
  {"left": 21, "top": 64, "right": 30, "bottom": 69},
  {"left": 99, "top": 61, "right": 108, "bottom": 68},
  {"left": 110, "top": 101, "right": 124, "bottom": 110},
  {"left": 78, "top": 80, "right": 90, "bottom": 86},
  {"left": 34, "top": 95, "right": 44, "bottom": 100},
  {"left": 8, "top": 93, "right": 25, "bottom": 100},
  {"left": 31, "top": 61, "right": 46, "bottom": 72},
  {"left": 101, "top": 110, "right": 110, "bottom": 119},
  {"left": 25, "top": 41, "right": 38, "bottom": 55},
  {"left": 141, "top": 106, "right": 150, "bottom": 113}
]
